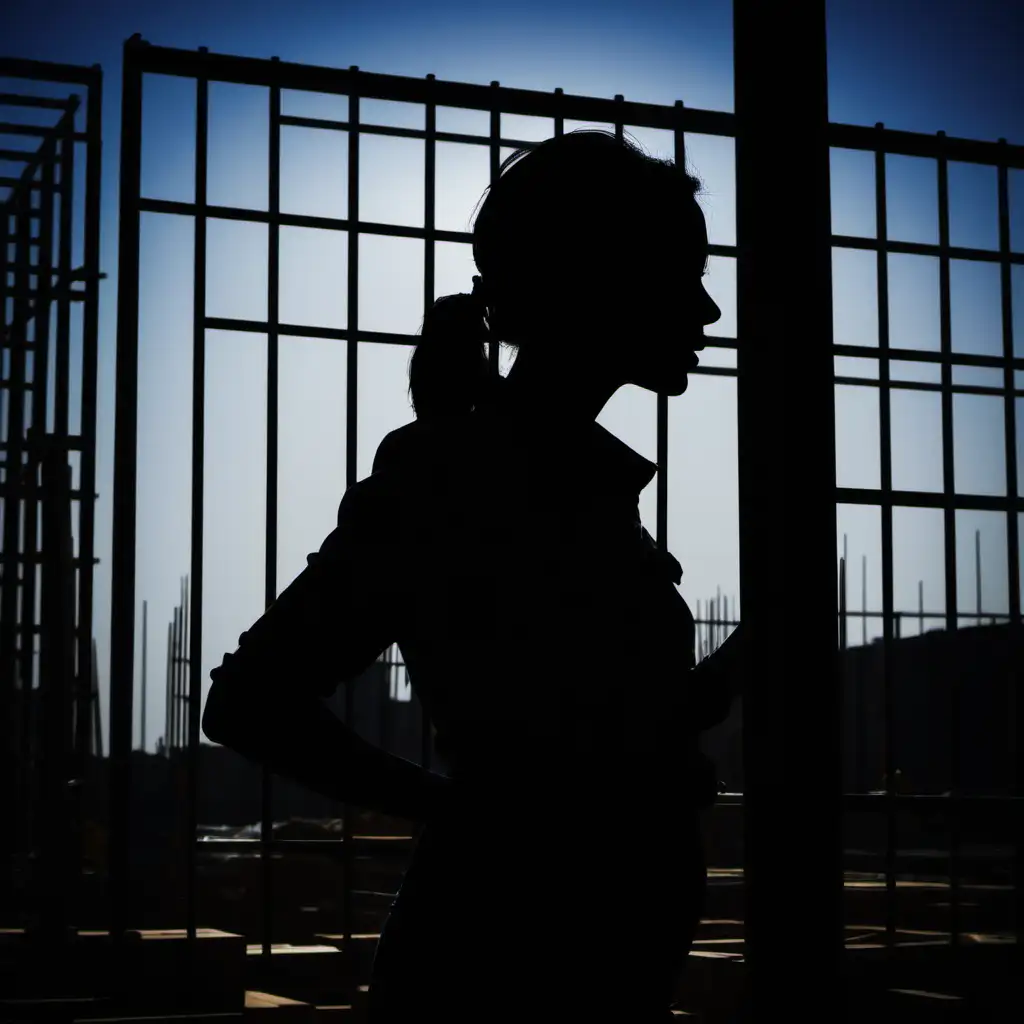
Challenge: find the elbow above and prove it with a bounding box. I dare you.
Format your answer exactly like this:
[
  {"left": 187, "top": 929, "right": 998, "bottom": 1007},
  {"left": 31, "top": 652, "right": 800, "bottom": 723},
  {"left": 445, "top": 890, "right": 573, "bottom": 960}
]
[
  {"left": 201, "top": 696, "right": 232, "bottom": 746},
  {"left": 202, "top": 679, "right": 252, "bottom": 748}
]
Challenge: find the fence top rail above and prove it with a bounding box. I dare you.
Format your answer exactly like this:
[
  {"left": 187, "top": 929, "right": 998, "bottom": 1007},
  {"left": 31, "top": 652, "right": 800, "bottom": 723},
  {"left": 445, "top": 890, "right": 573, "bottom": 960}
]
[
  {"left": 121, "top": 35, "right": 734, "bottom": 137},
  {"left": 829, "top": 120, "right": 1024, "bottom": 170},
  {"left": 122, "top": 37, "right": 1024, "bottom": 169},
  {"left": 0, "top": 56, "right": 102, "bottom": 88},
  {"left": 0, "top": 92, "right": 79, "bottom": 112}
]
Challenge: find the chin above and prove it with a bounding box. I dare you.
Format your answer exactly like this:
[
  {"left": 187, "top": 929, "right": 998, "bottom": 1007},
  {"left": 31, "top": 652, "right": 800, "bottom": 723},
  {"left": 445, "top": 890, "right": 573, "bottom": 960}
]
[{"left": 639, "top": 372, "right": 689, "bottom": 396}]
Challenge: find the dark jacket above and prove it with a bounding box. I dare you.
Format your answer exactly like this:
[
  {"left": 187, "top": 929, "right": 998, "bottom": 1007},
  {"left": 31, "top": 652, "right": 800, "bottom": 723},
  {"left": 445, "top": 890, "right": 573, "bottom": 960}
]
[{"left": 208, "top": 382, "right": 714, "bottom": 805}]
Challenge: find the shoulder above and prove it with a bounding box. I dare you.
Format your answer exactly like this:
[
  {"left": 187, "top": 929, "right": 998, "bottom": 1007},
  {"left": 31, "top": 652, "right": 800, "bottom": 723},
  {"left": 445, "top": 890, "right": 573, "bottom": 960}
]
[
  {"left": 330, "top": 420, "right": 444, "bottom": 546},
  {"left": 371, "top": 416, "right": 483, "bottom": 496},
  {"left": 372, "top": 421, "right": 425, "bottom": 475}
]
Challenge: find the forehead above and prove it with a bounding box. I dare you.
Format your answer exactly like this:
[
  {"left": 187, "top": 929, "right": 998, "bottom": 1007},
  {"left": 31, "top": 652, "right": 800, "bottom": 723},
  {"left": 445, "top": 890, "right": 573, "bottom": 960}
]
[{"left": 676, "top": 195, "right": 709, "bottom": 247}]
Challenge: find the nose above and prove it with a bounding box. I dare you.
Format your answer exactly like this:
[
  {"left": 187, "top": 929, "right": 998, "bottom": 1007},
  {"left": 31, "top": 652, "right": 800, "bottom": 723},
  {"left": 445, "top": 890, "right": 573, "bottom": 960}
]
[{"left": 702, "top": 288, "right": 722, "bottom": 328}]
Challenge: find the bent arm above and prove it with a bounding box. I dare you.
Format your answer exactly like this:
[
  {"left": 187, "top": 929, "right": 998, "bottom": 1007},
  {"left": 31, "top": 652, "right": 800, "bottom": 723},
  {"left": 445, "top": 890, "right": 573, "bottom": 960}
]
[
  {"left": 203, "top": 694, "right": 451, "bottom": 822},
  {"left": 202, "top": 463, "right": 451, "bottom": 822}
]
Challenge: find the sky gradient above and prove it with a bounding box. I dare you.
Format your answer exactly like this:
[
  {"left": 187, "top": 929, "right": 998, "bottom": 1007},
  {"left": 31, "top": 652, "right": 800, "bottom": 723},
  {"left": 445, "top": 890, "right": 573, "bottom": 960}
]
[{"left": 2, "top": 0, "right": 1023, "bottom": 755}]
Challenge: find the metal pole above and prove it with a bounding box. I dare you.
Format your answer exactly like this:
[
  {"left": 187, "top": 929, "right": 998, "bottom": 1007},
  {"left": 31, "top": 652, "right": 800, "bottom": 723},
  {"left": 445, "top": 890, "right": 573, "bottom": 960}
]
[
  {"left": 110, "top": 36, "right": 144, "bottom": 943},
  {"left": 141, "top": 600, "right": 147, "bottom": 752},
  {"left": 734, "top": 0, "right": 842, "bottom": 1013}
]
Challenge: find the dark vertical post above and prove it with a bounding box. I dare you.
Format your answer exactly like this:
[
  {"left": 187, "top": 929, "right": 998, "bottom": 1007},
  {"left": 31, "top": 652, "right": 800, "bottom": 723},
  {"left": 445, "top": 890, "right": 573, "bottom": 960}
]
[
  {"left": 487, "top": 80, "right": 500, "bottom": 383},
  {"left": 420, "top": 73, "right": 436, "bottom": 776},
  {"left": 182, "top": 577, "right": 189, "bottom": 750},
  {"left": 91, "top": 637, "right": 102, "bottom": 757},
  {"left": 975, "top": 529, "right": 982, "bottom": 622},
  {"left": 110, "top": 35, "right": 144, "bottom": 943},
  {"left": 874, "top": 126, "right": 898, "bottom": 945},
  {"left": 734, "top": 0, "right": 843, "bottom": 1014},
  {"left": 862, "top": 554, "right": 867, "bottom": 646},
  {"left": 30, "top": 130, "right": 59, "bottom": 944},
  {"left": 995, "top": 136, "right": 1023, "bottom": 966},
  {"left": 77, "top": 64, "right": 102, "bottom": 799},
  {"left": 165, "top": 620, "right": 172, "bottom": 755},
  {"left": 141, "top": 600, "right": 147, "bottom": 751},
  {"left": 39, "top": 441, "right": 76, "bottom": 942},
  {"left": 54, "top": 108, "right": 74, "bottom": 441},
  {"left": 0, "top": 169, "right": 14, "bottom": 892},
  {"left": 171, "top": 604, "right": 180, "bottom": 751},
  {"left": 341, "top": 69, "right": 361, "bottom": 961},
  {"left": 14, "top": 174, "right": 40, "bottom": 855},
  {"left": 186, "top": 47, "right": 211, "bottom": 966},
  {"left": 259, "top": 60, "right": 283, "bottom": 960},
  {"left": 936, "top": 132, "right": 962, "bottom": 945}
]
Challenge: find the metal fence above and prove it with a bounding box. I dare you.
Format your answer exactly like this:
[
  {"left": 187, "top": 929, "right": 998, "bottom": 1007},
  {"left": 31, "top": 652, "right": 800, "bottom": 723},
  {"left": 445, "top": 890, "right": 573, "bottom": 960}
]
[
  {"left": 829, "top": 113, "right": 1024, "bottom": 962},
  {"left": 0, "top": 56, "right": 103, "bottom": 940},
  {"left": 95, "top": 14, "right": 1024, "bottom": 1012}
]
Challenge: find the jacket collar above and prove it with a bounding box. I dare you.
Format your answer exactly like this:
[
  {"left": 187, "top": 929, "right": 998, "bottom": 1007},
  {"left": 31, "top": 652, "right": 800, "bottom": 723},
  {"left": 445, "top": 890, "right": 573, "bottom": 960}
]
[{"left": 480, "top": 377, "right": 658, "bottom": 500}]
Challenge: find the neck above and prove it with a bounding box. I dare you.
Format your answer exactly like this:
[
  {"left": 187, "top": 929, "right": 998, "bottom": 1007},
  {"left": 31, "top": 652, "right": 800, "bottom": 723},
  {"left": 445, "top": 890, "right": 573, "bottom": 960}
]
[{"left": 501, "top": 340, "right": 621, "bottom": 427}]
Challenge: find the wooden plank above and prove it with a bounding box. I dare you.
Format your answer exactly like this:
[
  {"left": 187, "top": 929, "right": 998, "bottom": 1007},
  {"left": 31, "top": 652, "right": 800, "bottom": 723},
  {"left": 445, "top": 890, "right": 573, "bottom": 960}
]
[{"left": 243, "top": 991, "right": 314, "bottom": 1024}]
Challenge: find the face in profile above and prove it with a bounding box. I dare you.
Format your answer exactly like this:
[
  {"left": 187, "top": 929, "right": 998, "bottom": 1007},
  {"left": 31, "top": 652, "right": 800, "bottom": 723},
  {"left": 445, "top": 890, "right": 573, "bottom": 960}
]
[{"left": 616, "top": 197, "right": 722, "bottom": 397}]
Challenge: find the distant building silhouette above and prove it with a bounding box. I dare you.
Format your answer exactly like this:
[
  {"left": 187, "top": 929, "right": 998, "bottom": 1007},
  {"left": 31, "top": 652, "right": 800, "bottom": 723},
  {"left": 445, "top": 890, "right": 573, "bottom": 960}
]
[{"left": 701, "top": 622, "right": 1017, "bottom": 796}]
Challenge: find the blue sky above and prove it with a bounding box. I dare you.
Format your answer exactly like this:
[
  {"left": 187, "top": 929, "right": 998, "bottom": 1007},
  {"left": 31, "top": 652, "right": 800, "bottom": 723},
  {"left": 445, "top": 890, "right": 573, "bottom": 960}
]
[{"left": 3, "top": 0, "right": 1023, "bottom": 754}]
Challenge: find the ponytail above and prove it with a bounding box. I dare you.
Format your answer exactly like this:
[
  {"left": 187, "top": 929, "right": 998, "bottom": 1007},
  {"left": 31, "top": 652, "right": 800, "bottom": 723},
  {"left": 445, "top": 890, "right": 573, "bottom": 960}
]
[{"left": 408, "top": 276, "right": 497, "bottom": 419}]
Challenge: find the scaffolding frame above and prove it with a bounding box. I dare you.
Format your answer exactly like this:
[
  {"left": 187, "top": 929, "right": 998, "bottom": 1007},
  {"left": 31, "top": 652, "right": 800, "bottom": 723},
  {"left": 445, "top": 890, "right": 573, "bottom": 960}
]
[{"left": 0, "top": 56, "right": 103, "bottom": 941}]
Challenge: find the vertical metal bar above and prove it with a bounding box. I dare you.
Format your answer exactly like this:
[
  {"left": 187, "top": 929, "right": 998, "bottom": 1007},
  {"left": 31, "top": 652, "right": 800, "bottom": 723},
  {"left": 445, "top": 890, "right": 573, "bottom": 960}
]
[
  {"left": 180, "top": 44, "right": 209, "bottom": 970},
  {"left": 16, "top": 165, "right": 44, "bottom": 866},
  {"left": 13, "top": 182, "right": 37, "bottom": 923},
  {"left": 874, "top": 127, "right": 898, "bottom": 947},
  {"left": 178, "top": 586, "right": 185, "bottom": 751},
  {"left": 165, "top": 620, "right": 172, "bottom": 754},
  {"left": 171, "top": 603, "right": 180, "bottom": 751},
  {"left": 342, "top": 69, "right": 361, "bottom": 961},
  {"left": 76, "top": 64, "right": 102, "bottom": 806},
  {"left": 488, "top": 82, "right": 500, "bottom": 382},
  {"left": 26, "top": 137, "right": 58, "bottom": 813},
  {"left": 734, "top": 1, "right": 842, "bottom": 1013},
  {"left": 141, "top": 600, "right": 147, "bottom": 751},
  {"left": 260, "top": 61, "right": 283, "bottom": 960},
  {"left": 976, "top": 529, "right": 982, "bottom": 622},
  {"left": 0, "top": 187, "right": 14, "bottom": 884},
  {"left": 919, "top": 580, "right": 924, "bottom": 634},
  {"left": 172, "top": 592, "right": 178, "bottom": 751},
  {"left": 995, "top": 137, "right": 1023, "bottom": 962},
  {"left": 842, "top": 535, "right": 848, "bottom": 652},
  {"left": 420, "top": 75, "right": 436, "bottom": 775},
  {"left": 55, "top": 112, "right": 74, "bottom": 440},
  {"left": 184, "top": 572, "right": 198, "bottom": 942},
  {"left": 91, "top": 636, "right": 102, "bottom": 757},
  {"left": 186, "top": 52, "right": 210, "bottom": 961},
  {"left": 41, "top": 441, "right": 77, "bottom": 942},
  {"left": 110, "top": 37, "right": 144, "bottom": 943},
  {"left": 423, "top": 72, "right": 436, "bottom": 329},
  {"left": 57, "top": 103, "right": 86, "bottom": 910},
  {"left": 862, "top": 553, "right": 867, "bottom": 646},
  {"left": 553, "top": 88, "right": 564, "bottom": 138},
  {"left": 839, "top": 558, "right": 847, "bottom": 651},
  {"left": 30, "top": 152, "right": 55, "bottom": 923},
  {"left": 936, "top": 132, "right": 961, "bottom": 945},
  {"left": 183, "top": 580, "right": 188, "bottom": 748}
]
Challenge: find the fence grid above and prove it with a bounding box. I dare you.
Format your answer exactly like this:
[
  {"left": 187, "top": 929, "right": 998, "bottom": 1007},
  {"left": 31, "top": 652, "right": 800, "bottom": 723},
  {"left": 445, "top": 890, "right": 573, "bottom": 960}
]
[{"left": 103, "top": 27, "right": 1024, "bottom": 1009}]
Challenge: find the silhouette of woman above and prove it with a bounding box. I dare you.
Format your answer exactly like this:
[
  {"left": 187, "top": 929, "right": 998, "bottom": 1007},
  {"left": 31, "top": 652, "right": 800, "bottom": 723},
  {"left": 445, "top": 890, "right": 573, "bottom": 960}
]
[{"left": 202, "top": 130, "right": 744, "bottom": 1022}]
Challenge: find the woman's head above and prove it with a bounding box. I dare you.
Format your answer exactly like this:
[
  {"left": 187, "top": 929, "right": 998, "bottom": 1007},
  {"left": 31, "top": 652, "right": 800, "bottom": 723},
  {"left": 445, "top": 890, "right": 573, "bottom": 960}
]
[{"left": 408, "top": 129, "right": 720, "bottom": 417}]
